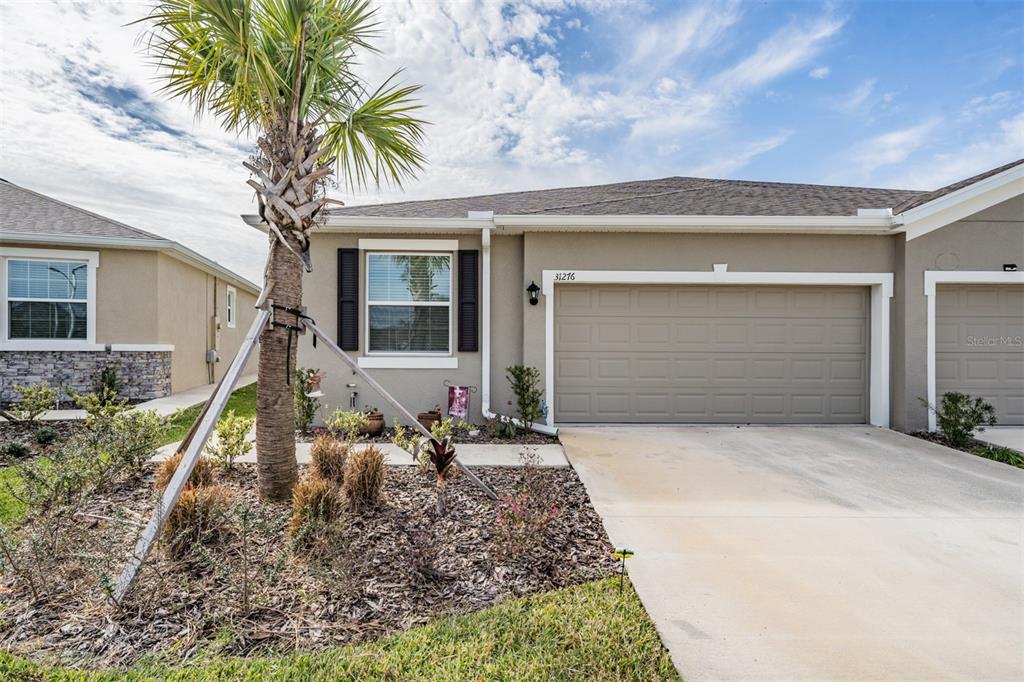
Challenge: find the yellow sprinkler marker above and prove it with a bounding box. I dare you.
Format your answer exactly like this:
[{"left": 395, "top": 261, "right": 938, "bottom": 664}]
[{"left": 612, "top": 548, "right": 634, "bottom": 593}]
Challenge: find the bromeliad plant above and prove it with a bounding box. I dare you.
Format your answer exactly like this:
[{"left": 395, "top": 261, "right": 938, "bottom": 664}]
[{"left": 425, "top": 436, "right": 458, "bottom": 515}]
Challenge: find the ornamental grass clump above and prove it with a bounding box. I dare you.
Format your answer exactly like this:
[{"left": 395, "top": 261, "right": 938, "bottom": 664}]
[
  {"left": 154, "top": 451, "right": 215, "bottom": 492},
  {"left": 289, "top": 476, "right": 344, "bottom": 540},
  {"left": 344, "top": 445, "right": 385, "bottom": 510},
  {"left": 163, "top": 484, "right": 230, "bottom": 560},
  {"left": 311, "top": 434, "right": 348, "bottom": 485}
]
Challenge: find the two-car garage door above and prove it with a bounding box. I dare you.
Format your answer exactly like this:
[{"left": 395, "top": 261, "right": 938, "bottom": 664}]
[{"left": 554, "top": 284, "right": 869, "bottom": 424}]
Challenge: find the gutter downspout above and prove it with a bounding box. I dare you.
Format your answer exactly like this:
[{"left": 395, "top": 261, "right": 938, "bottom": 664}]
[{"left": 479, "top": 221, "right": 558, "bottom": 436}]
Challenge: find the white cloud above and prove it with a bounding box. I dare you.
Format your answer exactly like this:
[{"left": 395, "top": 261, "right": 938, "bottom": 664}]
[
  {"left": 713, "top": 13, "right": 845, "bottom": 92},
  {"left": 884, "top": 112, "right": 1024, "bottom": 189},
  {"left": 684, "top": 132, "right": 793, "bottom": 177},
  {"left": 844, "top": 118, "right": 942, "bottom": 177},
  {"left": 809, "top": 65, "right": 830, "bottom": 79}
]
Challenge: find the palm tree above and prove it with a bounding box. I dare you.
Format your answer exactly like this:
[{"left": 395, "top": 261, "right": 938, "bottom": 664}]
[{"left": 139, "top": 0, "right": 426, "bottom": 500}]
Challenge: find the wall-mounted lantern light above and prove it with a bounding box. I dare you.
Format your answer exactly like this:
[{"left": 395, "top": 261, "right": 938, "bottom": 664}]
[
  {"left": 1004, "top": 264, "right": 1018, "bottom": 272},
  {"left": 526, "top": 281, "right": 541, "bottom": 305}
]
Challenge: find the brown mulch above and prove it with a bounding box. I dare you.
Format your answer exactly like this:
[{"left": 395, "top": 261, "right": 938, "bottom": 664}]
[
  {"left": 0, "top": 420, "right": 83, "bottom": 464},
  {"left": 298, "top": 425, "right": 558, "bottom": 446},
  {"left": 0, "top": 463, "right": 615, "bottom": 669}
]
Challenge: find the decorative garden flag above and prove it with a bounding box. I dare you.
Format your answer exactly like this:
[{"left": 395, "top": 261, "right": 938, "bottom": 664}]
[{"left": 448, "top": 385, "right": 470, "bottom": 419}]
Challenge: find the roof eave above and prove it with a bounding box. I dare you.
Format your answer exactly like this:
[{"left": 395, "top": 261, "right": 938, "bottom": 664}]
[
  {"left": 897, "top": 163, "right": 1024, "bottom": 241},
  {"left": 0, "top": 231, "right": 260, "bottom": 295}
]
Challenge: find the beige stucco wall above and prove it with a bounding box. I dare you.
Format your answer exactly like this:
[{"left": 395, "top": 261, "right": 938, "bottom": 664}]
[
  {"left": 156, "top": 252, "right": 260, "bottom": 393},
  {"left": 2, "top": 242, "right": 259, "bottom": 395},
  {"left": 896, "top": 196, "right": 1024, "bottom": 431},
  {"left": 301, "top": 232, "right": 486, "bottom": 423}
]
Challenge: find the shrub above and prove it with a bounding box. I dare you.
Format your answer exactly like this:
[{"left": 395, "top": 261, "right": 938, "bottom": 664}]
[
  {"left": 155, "top": 451, "right": 215, "bottom": 491},
  {"left": 163, "top": 484, "right": 230, "bottom": 559},
  {"left": 505, "top": 365, "right": 543, "bottom": 429},
  {"left": 494, "top": 450, "right": 560, "bottom": 560},
  {"left": 344, "top": 445, "right": 385, "bottom": 509},
  {"left": 71, "top": 388, "right": 130, "bottom": 429},
  {"left": 327, "top": 409, "right": 368, "bottom": 442},
  {"left": 289, "top": 476, "right": 344, "bottom": 540},
  {"left": 0, "top": 382, "right": 57, "bottom": 423},
  {"left": 33, "top": 426, "right": 59, "bottom": 446},
  {"left": 99, "top": 409, "right": 168, "bottom": 473},
  {"left": 311, "top": 434, "right": 348, "bottom": 485},
  {"left": 294, "top": 367, "right": 323, "bottom": 434},
  {"left": 923, "top": 392, "right": 997, "bottom": 448},
  {"left": 205, "top": 410, "right": 254, "bottom": 470},
  {"left": 975, "top": 445, "right": 1024, "bottom": 469},
  {"left": 93, "top": 364, "right": 122, "bottom": 403},
  {"left": 0, "top": 441, "right": 30, "bottom": 459}
]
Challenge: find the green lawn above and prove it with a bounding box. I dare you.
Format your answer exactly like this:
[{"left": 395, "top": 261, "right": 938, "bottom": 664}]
[
  {"left": 0, "top": 463, "right": 32, "bottom": 526},
  {"left": 0, "top": 577, "right": 678, "bottom": 681},
  {"left": 161, "top": 382, "right": 258, "bottom": 447}
]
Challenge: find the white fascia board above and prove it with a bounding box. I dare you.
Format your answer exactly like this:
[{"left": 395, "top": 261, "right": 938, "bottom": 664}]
[
  {"left": 899, "top": 164, "right": 1024, "bottom": 241},
  {"left": 494, "top": 214, "right": 896, "bottom": 232},
  {"left": 0, "top": 231, "right": 260, "bottom": 295},
  {"left": 318, "top": 216, "right": 491, "bottom": 231}
]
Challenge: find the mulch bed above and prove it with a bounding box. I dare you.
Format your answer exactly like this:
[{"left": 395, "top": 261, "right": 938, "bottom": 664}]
[
  {"left": 299, "top": 425, "right": 559, "bottom": 446},
  {"left": 0, "top": 420, "right": 83, "bottom": 465},
  {"left": 0, "top": 462, "right": 615, "bottom": 669}
]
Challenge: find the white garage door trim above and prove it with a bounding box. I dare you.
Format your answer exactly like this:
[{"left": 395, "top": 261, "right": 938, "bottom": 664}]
[
  {"left": 924, "top": 270, "right": 1024, "bottom": 431},
  {"left": 543, "top": 269, "right": 894, "bottom": 428}
]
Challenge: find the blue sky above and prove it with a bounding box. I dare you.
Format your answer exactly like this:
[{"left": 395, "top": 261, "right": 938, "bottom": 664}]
[{"left": 1, "top": 1, "right": 1021, "bottom": 282}]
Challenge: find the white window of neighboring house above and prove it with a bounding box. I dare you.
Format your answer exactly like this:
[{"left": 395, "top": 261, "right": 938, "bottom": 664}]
[
  {"left": 226, "top": 285, "right": 237, "bottom": 328},
  {"left": 1, "top": 249, "right": 98, "bottom": 346},
  {"left": 365, "top": 252, "right": 452, "bottom": 355}
]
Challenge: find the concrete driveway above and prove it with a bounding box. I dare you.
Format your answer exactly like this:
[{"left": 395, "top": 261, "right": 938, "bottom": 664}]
[{"left": 561, "top": 426, "right": 1024, "bottom": 681}]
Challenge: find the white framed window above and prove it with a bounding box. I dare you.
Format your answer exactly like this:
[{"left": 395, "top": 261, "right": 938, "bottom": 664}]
[
  {"left": 1, "top": 247, "right": 99, "bottom": 349},
  {"left": 365, "top": 252, "right": 452, "bottom": 356},
  {"left": 226, "top": 285, "right": 237, "bottom": 328}
]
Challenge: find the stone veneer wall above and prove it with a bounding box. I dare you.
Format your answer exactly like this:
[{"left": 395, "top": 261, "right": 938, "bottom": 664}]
[{"left": 0, "top": 350, "right": 172, "bottom": 404}]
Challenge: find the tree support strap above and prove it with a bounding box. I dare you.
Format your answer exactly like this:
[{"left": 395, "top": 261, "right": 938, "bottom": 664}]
[{"left": 270, "top": 304, "right": 316, "bottom": 384}]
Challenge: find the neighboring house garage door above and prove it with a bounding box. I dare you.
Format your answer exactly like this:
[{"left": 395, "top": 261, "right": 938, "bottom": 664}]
[
  {"left": 554, "top": 284, "right": 869, "bottom": 423},
  {"left": 935, "top": 284, "right": 1024, "bottom": 425}
]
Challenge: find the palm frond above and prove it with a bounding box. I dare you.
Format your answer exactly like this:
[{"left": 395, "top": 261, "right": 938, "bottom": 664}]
[{"left": 323, "top": 73, "right": 427, "bottom": 190}]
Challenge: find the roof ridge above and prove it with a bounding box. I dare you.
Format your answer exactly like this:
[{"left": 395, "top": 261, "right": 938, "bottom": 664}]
[{"left": 1, "top": 180, "right": 168, "bottom": 242}]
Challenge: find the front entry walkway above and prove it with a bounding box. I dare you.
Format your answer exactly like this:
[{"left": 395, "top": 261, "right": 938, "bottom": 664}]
[{"left": 561, "top": 425, "right": 1024, "bottom": 681}]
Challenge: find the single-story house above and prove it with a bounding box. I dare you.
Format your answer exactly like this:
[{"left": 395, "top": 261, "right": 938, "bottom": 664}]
[
  {"left": 245, "top": 159, "right": 1023, "bottom": 433},
  {"left": 1, "top": 179, "right": 261, "bottom": 403}
]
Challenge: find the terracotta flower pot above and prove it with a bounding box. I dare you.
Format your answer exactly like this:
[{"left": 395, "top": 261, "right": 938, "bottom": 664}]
[
  {"left": 417, "top": 410, "right": 441, "bottom": 432},
  {"left": 361, "top": 411, "right": 385, "bottom": 437}
]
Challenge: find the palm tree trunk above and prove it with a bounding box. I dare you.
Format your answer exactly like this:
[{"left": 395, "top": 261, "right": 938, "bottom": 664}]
[{"left": 255, "top": 230, "right": 303, "bottom": 500}]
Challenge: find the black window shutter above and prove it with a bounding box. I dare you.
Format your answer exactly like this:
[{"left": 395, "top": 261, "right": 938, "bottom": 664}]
[
  {"left": 458, "top": 250, "right": 479, "bottom": 352},
  {"left": 337, "top": 248, "right": 359, "bottom": 350}
]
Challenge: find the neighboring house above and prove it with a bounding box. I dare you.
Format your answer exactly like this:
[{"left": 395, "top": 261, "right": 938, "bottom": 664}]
[
  {"left": 1, "top": 179, "right": 260, "bottom": 403},
  {"left": 245, "top": 159, "right": 1023, "bottom": 433}
]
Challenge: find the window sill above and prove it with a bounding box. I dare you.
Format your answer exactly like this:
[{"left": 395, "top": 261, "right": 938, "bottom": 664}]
[{"left": 357, "top": 356, "right": 458, "bottom": 369}]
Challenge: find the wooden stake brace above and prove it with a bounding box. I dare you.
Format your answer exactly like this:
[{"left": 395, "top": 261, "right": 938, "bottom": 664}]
[
  {"left": 112, "top": 305, "right": 496, "bottom": 604},
  {"left": 301, "top": 318, "right": 496, "bottom": 501},
  {"left": 111, "top": 307, "right": 272, "bottom": 604}
]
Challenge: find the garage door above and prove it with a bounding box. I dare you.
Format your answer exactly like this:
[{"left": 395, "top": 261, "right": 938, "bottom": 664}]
[
  {"left": 936, "top": 284, "right": 1024, "bottom": 425},
  {"left": 554, "top": 285, "right": 869, "bottom": 423}
]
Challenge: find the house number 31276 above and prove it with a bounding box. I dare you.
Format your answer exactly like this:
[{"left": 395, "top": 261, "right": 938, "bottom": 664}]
[{"left": 554, "top": 272, "right": 576, "bottom": 281}]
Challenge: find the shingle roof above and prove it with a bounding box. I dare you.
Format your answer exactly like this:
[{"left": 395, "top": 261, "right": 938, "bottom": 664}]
[
  {"left": 329, "top": 176, "right": 924, "bottom": 219},
  {"left": 891, "top": 158, "right": 1024, "bottom": 214},
  {"left": 0, "top": 178, "right": 164, "bottom": 241}
]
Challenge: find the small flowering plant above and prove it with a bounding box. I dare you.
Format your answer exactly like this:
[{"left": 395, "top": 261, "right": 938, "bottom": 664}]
[{"left": 494, "top": 449, "right": 561, "bottom": 559}]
